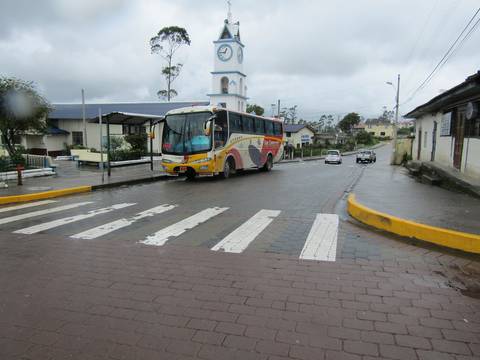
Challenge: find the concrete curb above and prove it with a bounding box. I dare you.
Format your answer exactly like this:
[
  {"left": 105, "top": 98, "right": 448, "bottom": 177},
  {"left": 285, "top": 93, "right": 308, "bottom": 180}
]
[
  {"left": 0, "top": 186, "right": 92, "bottom": 205},
  {"left": 347, "top": 193, "right": 480, "bottom": 254},
  {"left": 0, "top": 175, "right": 170, "bottom": 205}
]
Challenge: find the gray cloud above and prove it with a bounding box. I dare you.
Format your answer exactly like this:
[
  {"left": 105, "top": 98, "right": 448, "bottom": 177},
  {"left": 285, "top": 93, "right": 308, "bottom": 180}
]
[{"left": 1, "top": 0, "right": 479, "bottom": 120}]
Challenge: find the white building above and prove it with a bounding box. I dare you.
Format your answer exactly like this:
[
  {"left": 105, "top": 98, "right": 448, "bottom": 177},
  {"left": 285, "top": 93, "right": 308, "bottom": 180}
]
[
  {"left": 406, "top": 71, "right": 480, "bottom": 179},
  {"left": 1, "top": 101, "right": 207, "bottom": 156},
  {"left": 284, "top": 124, "right": 316, "bottom": 148},
  {"left": 207, "top": 7, "right": 247, "bottom": 112}
]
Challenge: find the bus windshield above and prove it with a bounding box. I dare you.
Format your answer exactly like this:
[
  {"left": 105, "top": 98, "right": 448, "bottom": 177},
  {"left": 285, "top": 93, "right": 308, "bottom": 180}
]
[{"left": 162, "top": 112, "right": 212, "bottom": 155}]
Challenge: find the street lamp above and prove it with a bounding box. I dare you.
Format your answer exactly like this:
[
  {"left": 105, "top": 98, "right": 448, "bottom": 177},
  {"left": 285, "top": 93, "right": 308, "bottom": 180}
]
[{"left": 386, "top": 75, "right": 400, "bottom": 165}]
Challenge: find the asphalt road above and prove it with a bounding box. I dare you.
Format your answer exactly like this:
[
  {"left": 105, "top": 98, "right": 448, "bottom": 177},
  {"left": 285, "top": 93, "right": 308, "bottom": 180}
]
[{"left": 1, "top": 145, "right": 480, "bottom": 360}]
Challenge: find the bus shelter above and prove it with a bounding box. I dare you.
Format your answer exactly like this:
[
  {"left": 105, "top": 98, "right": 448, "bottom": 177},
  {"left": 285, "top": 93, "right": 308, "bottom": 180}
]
[{"left": 89, "top": 111, "right": 164, "bottom": 176}]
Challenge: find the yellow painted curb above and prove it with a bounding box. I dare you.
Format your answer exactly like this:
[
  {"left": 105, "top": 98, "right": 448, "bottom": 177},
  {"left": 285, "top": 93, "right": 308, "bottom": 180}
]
[
  {"left": 0, "top": 186, "right": 92, "bottom": 205},
  {"left": 347, "top": 193, "right": 480, "bottom": 254}
]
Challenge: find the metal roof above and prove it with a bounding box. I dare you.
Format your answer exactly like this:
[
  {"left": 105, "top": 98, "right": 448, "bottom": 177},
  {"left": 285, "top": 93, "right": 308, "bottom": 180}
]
[
  {"left": 405, "top": 71, "right": 480, "bottom": 118},
  {"left": 284, "top": 124, "right": 309, "bottom": 132},
  {"left": 46, "top": 126, "right": 69, "bottom": 135},
  {"left": 89, "top": 112, "right": 165, "bottom": 126},
  {"left": 49, "top": 101, "right": 210, "bottom": 120}
]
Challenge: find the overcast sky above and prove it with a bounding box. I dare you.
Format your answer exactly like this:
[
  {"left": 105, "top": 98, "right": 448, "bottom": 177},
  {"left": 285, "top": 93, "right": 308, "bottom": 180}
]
[{"left": 1, "top": 0, "right": 479, "bottom": 120}]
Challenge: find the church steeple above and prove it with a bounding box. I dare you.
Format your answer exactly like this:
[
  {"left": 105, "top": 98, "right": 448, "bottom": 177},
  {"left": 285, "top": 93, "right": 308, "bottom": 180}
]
[{"left": 208, "top": 1, "right": 247, "bottom": 112}]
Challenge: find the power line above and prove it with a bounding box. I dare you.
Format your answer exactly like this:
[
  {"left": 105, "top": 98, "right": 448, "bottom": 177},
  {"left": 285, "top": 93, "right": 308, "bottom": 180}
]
[{"left": 402, "top": 7, "right": 480, "bottom": 106}]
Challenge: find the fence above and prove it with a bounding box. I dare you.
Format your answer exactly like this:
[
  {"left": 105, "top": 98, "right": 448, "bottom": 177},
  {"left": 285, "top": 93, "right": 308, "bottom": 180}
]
[{"left": 22, "top": 154, "right": 53, "bottom": 168}]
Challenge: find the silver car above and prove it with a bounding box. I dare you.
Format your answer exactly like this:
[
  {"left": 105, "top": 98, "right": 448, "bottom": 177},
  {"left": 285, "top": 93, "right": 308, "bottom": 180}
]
[
  {"left": 325, "top": 150, "right": 342, "bottom": 164},
  {"left": 356, "top": 149, "right": 376, "bottom": 163}
]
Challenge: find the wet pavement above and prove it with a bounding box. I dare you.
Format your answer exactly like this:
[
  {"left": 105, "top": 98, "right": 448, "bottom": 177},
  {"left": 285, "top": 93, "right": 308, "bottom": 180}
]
[
  {"left": 354, "top": 148, "right": 480, "bottom": 235},
  {"left": 0, "top": 145, "right": 479, "bottom": 360},
  {"left": 0, "top": 161, "right": 166, "bottom": 195}
]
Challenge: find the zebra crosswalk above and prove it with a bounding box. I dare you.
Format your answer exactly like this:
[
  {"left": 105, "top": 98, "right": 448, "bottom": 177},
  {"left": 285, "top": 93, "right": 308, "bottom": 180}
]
[{"left": 0, "top": 200, "right": 339, "bottom": 262}]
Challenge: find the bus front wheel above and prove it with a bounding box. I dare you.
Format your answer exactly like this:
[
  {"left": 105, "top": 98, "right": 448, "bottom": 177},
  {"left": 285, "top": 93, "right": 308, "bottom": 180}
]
[{"left": 222, "top": 158, "right": 235, "bottom": 179}]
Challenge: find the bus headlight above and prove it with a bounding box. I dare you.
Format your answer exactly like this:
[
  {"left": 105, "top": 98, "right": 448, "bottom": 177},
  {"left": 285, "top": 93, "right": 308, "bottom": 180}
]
[{"left": 190, "top": 157, "right": 212, "bottom": 164}]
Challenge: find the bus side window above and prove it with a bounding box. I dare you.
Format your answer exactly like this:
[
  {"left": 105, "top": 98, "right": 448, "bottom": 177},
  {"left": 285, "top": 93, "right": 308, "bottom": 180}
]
[
  {"left": 273, "top": 122, "right": 282, "bottom": 135},
  {"left": 265, "top": 120, "right": 274, "bottom": 135},
  {"left": 229, "top": 113, "right": 242, "bottom": 134},
  {"left": 255, "top": 118, "right": 265, "bottom": 135},
  {"left": 242, "top": 115, "right": 254, "bottom": 133},
  {"left": 215, "top": 111, "right": 228, "bottom": 148}
]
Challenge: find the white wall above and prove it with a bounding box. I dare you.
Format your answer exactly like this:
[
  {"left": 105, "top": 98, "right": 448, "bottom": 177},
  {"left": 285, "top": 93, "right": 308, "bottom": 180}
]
[
  {"left": 58, "top": 119, "right": 122, "bottom": 151},
  {"left": 462, "top": 137, "right": 480, "bottom": 178},
  {"left": 44, "top": 135, "right": 68, "bottom": 152},
  {"left": 413, "top": 112, "right": 480, "bottom": 179},
  {"left": 286, "top": 128, "right": 315, "bottom": 148}
]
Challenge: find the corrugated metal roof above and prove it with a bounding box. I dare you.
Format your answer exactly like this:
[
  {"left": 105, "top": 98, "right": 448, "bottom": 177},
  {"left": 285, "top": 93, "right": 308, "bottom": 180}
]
[
  {"left": 46, "top": 126, "right": 69, "bottom": 135},
  {"left": 284, "top": 124, "right": 307, "bottom": 132},
  {"left": 49, "top": 101, "right": 210, "bottom": 120}
]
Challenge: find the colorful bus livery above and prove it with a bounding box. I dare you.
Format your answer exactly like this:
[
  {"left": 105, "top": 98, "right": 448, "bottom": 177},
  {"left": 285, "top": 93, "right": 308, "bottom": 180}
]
[{"left": 161, "top": 106, "right": 284, "bottom": 179}]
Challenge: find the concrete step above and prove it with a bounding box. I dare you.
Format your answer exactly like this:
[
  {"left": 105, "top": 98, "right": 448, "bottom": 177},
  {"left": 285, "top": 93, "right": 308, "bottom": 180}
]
[{"left": 421, "top": 174, "right": 441, "bottom": 185}]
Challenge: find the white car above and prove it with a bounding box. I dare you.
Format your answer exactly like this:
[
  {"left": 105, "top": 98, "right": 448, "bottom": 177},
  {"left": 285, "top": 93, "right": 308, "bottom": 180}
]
[{"left": 325, "top": 150, "right": 342, "bottom": 164}]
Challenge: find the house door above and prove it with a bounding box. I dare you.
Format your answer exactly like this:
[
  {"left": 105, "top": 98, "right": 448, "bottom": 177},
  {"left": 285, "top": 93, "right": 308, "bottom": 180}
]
[
  {"left": 431, "top": 121, "right": 437, "bottom": 161},
  {"left": 417, "top": 128, "right": 422, "bottom": 160},
  {"left": 453, "top": 112, "right": 465, "bottom": 170}
]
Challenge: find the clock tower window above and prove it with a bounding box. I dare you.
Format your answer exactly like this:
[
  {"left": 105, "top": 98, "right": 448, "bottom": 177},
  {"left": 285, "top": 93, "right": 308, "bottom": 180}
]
[{"left": 221, "top": 76, "right": 229, "bottom": 94}]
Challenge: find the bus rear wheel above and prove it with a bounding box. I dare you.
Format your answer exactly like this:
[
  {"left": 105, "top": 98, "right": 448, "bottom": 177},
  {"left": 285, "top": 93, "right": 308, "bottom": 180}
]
[{"left": 262, "top": 154, "right": 273, "bottom": 172}]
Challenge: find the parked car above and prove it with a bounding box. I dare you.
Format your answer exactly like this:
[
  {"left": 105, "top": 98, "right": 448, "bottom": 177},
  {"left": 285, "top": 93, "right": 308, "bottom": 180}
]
[
  {"left": 356, "top": 149, "right": 376, "bottom": 163},
  {"left": 325, "top": 150, "right": 342, "bottom": 164}
]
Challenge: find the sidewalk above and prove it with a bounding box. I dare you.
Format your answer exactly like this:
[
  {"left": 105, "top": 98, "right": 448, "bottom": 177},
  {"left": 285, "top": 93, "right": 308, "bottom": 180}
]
[
  {"left": 0, "top": 160, "right": 166, "bottom": 196},
  {"left": 353, "top": 147, "right": 480, "bottom": 235}
]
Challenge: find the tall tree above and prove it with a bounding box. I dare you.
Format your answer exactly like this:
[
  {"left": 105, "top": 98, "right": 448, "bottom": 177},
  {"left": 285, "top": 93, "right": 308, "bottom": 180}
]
[
  {"left": 0, "top": 77, "right": 51, "bottom": 158},
  {"left": 280, "top": 105, "right": 298, "bottom": 124},
  {"left": 150, "top": 26, "right": 191, "bottom": 101},
  {"left": 338, "top": 112, "right": 361, "bottom": 133},
  {"left": 246, "top": 104, "right": 265, "bottom": 116}
]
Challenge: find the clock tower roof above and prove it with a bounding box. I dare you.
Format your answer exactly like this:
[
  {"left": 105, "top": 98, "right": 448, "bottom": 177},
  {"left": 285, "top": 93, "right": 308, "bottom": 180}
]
[{"left": 217, "top": 1, "right": 241, "bottom": 42}]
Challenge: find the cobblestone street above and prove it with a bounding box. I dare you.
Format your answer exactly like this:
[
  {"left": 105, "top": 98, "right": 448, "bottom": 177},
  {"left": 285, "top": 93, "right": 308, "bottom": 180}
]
[{"left": 1, "top": 146, "right": 479, "bottom": 359}]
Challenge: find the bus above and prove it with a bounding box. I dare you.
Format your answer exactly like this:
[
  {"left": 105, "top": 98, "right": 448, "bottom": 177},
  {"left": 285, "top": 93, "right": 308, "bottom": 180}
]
[{"left": 161, "top": 106, "right": 284, "bottom": 179}]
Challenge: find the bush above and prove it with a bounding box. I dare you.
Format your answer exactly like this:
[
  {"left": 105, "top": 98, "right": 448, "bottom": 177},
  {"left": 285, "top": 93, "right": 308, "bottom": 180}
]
[
  {"left": 10, "top": 153, "right": 26, "bottom": 167},
  {"left": 355, "top": 130, "right": 374, "bottom": 146},
  {"left": 110, "top": 149, "right": 144, "bottom": 161},
  {"left": 0, "top": 156, "right": 10, "bottom": 172},
  {"left": 125, "top": 133, "right": 147, "bottom": 153}
]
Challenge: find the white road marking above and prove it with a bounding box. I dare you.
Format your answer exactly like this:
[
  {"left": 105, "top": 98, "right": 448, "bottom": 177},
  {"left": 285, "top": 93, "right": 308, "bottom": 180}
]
[
  {"left": 140, "top": 207, "right": 229, "bottom": 246},
  {"left": 0, "top": 200, "right": 58, "bottom": 214},
  {"left": 71, "top": 204, "right": 177, "bottom": 239},
  {"left": 211, "top": 209, "right": 281, "bottom": 253},
  {"left": 14, "top": 203, "right": 136, "bottom": 234},
  {"left": 0, "top": 201, "right": 93, "bottom": 226},
  {"left": 300, "top": 214, "right": 339, "bottom": 261}
]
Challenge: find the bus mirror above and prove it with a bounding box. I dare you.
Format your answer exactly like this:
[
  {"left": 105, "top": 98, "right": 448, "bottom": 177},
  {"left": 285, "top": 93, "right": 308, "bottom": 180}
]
[{"left": 203, "top": 120, "right": 212, "bottom": 136}]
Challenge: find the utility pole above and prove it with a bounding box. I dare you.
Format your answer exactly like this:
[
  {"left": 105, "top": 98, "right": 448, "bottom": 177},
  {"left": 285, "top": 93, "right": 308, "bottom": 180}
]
[
  {"left": 82, "top": 89, "right": 87, "bottom": 147},
  {"left": 277, "top": 99, "right": 281, "bottom": 118},
  {"left": 391, "top": 74, "right": 400, "bottom": 165},
  {"left": 98, "top": 108, "right": 104, "bottom": 183}
]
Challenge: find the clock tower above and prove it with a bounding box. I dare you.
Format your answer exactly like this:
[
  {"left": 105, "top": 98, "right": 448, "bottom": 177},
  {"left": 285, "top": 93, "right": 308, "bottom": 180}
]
[{"left": 208, "top": 3, "right": 247, "bottom": 112}]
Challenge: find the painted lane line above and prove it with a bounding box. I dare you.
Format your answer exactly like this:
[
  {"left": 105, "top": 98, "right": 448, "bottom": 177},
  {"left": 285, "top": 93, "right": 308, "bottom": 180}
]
[
  {"left": 14, "top": 203, "right": 136, "bottom": 234},
  {"left": 0, "top": 200, "right": 58, "bottom": 214},
  {"left": 300, "top": 214, "right": 339, "bottom": 262},
  {"left": 0, "top": 201, "right": 93, "bottom": 226},
  {"left": 140, "top": 207, "right": 229, "bottom": 246},
  {"left": 71, "top": 204, "right": 177, "bottom": 239},
  {"left": 211, "top": 209, "right": 281, "bottom": 253}
]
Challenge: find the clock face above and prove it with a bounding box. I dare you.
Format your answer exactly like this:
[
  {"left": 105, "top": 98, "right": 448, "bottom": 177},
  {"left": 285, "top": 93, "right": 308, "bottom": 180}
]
[
  {"left": 217, "top": 44, "right": 233, "bottom": 62},
  {"left": 237, "top": 47, "right": 243, "bottom": 64}
]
